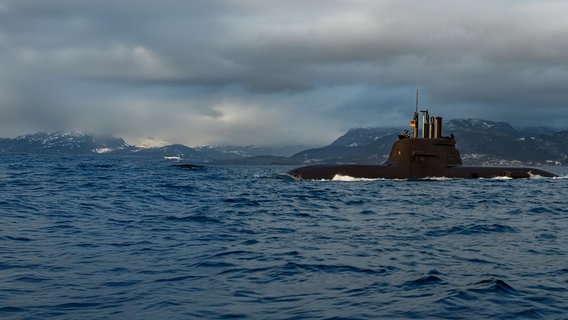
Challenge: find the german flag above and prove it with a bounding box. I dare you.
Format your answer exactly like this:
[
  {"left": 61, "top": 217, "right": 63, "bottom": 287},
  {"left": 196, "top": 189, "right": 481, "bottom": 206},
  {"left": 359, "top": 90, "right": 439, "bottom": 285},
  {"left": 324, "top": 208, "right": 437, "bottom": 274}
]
[{"left": 410, "top": 120, "right": 416, "bottom": 127}]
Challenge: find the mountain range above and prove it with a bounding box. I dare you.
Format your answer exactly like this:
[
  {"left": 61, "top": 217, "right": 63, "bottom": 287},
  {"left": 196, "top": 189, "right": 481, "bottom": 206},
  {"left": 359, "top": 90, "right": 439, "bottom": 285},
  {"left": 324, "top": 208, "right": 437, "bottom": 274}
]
[{"left": 1, "top": 119, "right": 566, "bottom": 166}]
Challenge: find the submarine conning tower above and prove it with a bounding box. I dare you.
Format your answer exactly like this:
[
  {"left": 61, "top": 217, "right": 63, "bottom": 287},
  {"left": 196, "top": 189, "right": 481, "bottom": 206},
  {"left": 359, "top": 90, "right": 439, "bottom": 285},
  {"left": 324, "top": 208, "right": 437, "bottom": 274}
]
[{"left": 386, "top": 109, "right": 463, "bottom": 176}]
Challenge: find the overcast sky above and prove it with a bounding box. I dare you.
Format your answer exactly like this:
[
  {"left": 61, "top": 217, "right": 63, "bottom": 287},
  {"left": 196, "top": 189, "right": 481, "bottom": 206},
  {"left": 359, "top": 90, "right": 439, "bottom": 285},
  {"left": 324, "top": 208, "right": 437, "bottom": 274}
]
[{"left": 1, "top": 0, "right": 567, "bottom": 146}]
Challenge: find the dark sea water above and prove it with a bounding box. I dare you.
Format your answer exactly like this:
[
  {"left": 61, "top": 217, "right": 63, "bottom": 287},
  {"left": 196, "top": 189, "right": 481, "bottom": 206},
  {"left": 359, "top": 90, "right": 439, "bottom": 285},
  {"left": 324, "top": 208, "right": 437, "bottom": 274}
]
[{"left": 1, "top": 154, "right": 567, "bottom": 319}]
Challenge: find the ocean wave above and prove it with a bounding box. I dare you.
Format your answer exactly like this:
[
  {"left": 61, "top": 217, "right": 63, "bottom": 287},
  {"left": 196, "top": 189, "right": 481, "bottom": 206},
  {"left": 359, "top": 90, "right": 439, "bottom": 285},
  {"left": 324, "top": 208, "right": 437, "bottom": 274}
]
[{"left": 1, "top": 157, "right": 567, "bottom": 319}]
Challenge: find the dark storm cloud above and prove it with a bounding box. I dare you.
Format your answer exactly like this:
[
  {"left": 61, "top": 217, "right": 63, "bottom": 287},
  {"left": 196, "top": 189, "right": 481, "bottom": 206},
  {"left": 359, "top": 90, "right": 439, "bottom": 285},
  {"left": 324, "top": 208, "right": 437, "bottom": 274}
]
[{"left": 0, "top": 0, "right": 566, "bottom": 146}]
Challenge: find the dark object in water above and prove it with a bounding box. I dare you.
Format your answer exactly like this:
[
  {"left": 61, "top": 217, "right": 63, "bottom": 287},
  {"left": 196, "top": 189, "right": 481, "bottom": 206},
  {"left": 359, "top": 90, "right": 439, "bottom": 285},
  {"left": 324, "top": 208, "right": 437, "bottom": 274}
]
[
  {"left": 173, "top": 164, "right": 205, "bottom": 169},
  {"left": 289, "top": 109, "right": 558, "bottom": 180}
]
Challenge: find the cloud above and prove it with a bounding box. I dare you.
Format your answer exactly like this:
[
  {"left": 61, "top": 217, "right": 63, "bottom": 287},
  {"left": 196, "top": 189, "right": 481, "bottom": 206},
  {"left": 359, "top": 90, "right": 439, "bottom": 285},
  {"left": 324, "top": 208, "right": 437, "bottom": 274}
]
[{"left": 0, "top": 0, "right": 567, "bottom": 146}]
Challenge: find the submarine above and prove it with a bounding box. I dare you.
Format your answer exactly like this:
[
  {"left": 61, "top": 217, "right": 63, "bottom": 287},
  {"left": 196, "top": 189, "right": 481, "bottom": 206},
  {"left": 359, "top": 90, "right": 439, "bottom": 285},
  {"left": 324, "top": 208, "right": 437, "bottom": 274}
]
[{"left": 288, "top": 108, "right": 558, "bottom": 180}]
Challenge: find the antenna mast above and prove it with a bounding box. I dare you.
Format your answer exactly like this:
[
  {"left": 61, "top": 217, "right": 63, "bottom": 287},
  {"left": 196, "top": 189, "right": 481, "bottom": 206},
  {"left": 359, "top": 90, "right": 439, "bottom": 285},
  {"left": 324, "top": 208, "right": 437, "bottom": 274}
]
[
  {"left": 415, "top": 88, "right": 418, "bottom": 114},
  {"left": 412, "top": 88, "right": 419, "bottom": 138}
]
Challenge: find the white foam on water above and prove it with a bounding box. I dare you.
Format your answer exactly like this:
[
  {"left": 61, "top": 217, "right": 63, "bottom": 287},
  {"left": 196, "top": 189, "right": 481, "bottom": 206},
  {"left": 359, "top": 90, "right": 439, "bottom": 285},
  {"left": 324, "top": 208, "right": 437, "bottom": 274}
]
[{"left": 331, "top": 174, "right": 382, "bottom": 181}]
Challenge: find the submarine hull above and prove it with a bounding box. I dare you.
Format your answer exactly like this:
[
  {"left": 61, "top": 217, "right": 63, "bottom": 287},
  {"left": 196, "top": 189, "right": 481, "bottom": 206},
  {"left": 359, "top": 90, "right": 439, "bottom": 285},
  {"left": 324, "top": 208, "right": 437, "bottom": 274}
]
[{"left": 288, "top": 163, "right": 558, "bottom": 180}]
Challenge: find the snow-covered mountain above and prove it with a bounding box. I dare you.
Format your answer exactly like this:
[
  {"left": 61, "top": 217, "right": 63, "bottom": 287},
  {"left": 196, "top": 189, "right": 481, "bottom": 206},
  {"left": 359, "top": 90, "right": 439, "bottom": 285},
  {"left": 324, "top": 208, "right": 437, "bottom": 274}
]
[
  {"left": 0, "top": 132, "right": 135, "bottom": 154},
  {"left": 0, "top": 132, "right": 306, "bottom": 163}
]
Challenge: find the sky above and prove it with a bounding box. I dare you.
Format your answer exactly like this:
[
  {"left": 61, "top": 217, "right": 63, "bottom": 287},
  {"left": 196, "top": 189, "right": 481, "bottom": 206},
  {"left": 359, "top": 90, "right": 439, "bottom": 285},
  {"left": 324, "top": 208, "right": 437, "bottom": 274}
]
[{"left": 1, "top": 0, "right": 567, "bottom": 147}]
